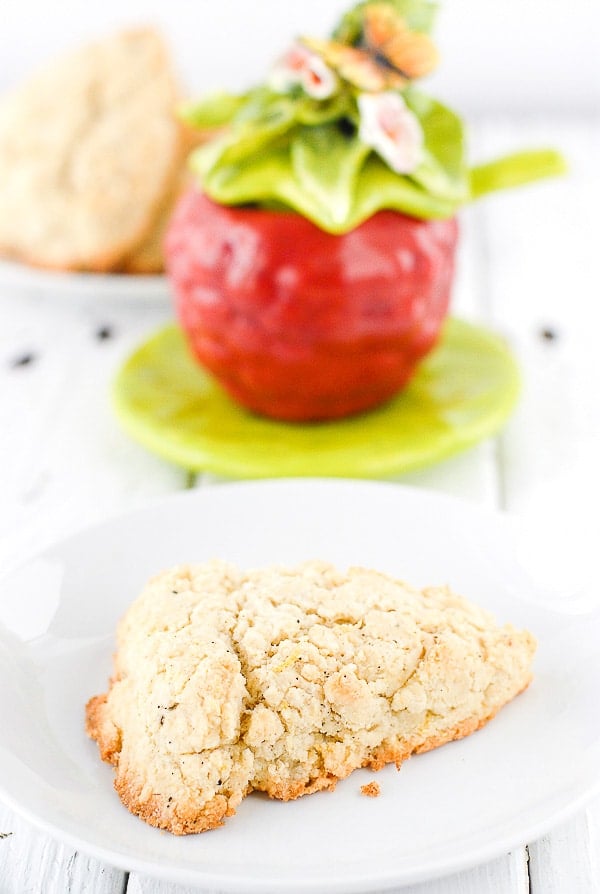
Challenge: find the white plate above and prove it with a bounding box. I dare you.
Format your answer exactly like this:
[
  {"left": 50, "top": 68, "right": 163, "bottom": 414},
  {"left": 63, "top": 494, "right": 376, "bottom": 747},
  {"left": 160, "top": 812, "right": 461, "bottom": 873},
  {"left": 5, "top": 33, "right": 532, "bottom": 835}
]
[
  {"left": 0, "top": 258, "right": 170, "bottom": 302},
  {"left": 0, "top": 479, "right": 599, "bottom": 893}
]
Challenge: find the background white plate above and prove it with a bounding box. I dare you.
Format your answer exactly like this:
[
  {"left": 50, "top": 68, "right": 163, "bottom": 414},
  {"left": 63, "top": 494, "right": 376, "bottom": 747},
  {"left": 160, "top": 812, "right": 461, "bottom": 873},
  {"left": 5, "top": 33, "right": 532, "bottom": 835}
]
[
  {"left": 0, "top": 479, "right": 599, "bottom": 893},
  {"left": 0, "top": 259, "right": 170, "bottom": 303}
]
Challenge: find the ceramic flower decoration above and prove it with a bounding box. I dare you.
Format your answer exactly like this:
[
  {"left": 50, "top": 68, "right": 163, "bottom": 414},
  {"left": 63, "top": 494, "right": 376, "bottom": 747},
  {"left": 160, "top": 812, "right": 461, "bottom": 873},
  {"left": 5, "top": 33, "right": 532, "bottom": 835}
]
[
  {"left": 358, "top": 91, "right": 423, "bottom": 172},
  {"left": 269, "top": 43, "right": 338, "bottom": 100}
]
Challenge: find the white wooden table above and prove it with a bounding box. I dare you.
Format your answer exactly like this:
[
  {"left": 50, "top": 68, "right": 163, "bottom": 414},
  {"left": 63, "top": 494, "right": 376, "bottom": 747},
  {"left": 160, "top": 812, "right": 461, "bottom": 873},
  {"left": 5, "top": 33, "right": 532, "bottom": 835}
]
[{"left": 0, "top": 116, "right": 599, "bottom": 893}]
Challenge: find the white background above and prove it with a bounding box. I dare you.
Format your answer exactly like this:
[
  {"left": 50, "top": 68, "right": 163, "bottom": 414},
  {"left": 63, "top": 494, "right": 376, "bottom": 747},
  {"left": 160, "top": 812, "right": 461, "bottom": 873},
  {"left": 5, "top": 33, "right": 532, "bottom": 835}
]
[{"left": 2, "top": 0, "right": 599, "bottom": 115}]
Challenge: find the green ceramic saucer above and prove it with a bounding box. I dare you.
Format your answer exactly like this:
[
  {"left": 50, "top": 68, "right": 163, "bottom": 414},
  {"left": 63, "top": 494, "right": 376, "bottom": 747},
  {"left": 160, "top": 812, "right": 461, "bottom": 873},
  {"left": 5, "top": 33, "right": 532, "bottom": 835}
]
[{"left": 113, "top": 318, "right": 519, "bottom": 478}]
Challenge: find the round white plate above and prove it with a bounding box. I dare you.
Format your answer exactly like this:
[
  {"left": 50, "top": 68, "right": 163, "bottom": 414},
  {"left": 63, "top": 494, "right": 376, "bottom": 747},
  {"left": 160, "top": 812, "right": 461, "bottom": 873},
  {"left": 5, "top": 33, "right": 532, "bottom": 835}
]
[
  {"left": 0, "top": 258, "right": 170, "bottom": 302},
  {"left": 0, "top": 479, "right": 598, "bottom": 893}
]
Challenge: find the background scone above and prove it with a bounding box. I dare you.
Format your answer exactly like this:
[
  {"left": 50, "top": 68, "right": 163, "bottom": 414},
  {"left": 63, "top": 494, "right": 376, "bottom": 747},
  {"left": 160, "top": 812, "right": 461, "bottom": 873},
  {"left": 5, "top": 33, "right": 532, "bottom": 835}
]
[
  {"left": 0, "top": 28, "right": 183, "bottom": 271},
  {"left": 86, "top": 560, "right": 536, "bottom": 834}
]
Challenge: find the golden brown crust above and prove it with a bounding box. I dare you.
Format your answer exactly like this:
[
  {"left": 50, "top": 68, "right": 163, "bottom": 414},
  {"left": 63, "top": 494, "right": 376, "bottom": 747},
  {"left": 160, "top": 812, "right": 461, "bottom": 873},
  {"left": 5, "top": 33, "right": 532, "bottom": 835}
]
[
  {"left": 85, "top": 694, "right": 121, "bottom": 764},
  {"left": 114, "top": 776, "right": 232, "bottom": 835},
  {"left": 257, "top": 773, "right": 339, "bottom": 802}
]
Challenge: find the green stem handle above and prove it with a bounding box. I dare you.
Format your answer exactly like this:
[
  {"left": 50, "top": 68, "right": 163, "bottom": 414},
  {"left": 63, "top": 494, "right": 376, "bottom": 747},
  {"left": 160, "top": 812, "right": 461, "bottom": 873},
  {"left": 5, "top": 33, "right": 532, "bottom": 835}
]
[{"left": 469, "top": 149, "right": 567, "bottom": 200}]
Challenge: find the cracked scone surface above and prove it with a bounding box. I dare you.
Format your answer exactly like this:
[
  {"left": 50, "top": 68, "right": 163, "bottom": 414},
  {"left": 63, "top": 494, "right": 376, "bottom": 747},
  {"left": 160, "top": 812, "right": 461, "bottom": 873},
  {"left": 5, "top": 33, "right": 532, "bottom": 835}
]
[
  {"left": 0, "top": 28, "right": 182, "bottom": 271},
  {"left": 86, "top": 560, "right": 536, "bottom": 834}
]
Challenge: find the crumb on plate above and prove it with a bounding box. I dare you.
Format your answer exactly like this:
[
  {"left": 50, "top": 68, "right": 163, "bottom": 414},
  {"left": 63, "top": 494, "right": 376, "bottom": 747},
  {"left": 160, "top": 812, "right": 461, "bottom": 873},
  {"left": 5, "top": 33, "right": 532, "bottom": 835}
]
[{"left": 360, "top": 781, "right": 381, "bottom": 798}]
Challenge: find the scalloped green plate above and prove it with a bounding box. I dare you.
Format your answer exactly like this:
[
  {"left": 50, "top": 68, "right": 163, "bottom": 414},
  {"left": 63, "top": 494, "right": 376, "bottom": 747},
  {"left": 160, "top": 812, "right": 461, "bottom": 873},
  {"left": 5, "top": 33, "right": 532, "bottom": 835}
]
[{"left": 113, "top": 318, "right": 519, "bottom": 478}]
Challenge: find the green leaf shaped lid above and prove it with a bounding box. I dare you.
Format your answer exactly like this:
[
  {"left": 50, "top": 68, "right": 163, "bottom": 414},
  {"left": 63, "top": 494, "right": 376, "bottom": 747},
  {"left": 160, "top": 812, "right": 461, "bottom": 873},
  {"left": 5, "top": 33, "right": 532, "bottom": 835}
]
[{"left": 182, "top": 0, "right": 566, "bottom": 233}]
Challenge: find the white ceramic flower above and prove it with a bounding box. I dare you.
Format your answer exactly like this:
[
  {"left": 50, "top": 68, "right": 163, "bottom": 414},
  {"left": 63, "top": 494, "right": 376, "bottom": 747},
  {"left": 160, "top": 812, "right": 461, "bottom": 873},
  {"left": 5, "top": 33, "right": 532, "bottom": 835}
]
[
  {"left": 269, "top": 43, "right": 338, "bottom": 100},
  {"left": 358, "top": 91, "right": 424, "bottom": 174}
]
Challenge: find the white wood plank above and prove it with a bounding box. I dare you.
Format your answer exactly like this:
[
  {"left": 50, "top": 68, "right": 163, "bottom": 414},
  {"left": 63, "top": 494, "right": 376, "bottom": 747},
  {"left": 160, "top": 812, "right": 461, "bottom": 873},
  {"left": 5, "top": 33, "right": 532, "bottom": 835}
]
[
  {"left": 528, "top": 811, "right": 599, "bottom": 894},
  {"left": 126, "top": 877, "right": 216, "bottom": 894},
  {"left": 0, "top": 801, "right": 125, "bottom": 894},
  {"left": 481, "top": 116, "right": 600, "bottom": 893},
  {"left": 0, "top": 289, "right": 186, "bottom": 576},
  {"left": 125, "top": 850, "right": 529, "bottom": 894},
  {"left": 383, "top": 851, "right": 529, "bottom": 894}
]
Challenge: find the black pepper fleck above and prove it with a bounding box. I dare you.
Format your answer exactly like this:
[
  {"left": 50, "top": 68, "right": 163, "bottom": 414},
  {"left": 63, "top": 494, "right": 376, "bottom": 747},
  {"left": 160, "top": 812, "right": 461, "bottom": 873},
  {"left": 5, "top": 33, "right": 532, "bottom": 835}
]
[
  {"left": 10, "top": 352, "right": 36, "bottom": 368},
  {"left": 95, "top": 325, "right": 114, "bottom": 341},
  {"left": 0, "top": 832, "right": 12, "bottom": 840},
  {"left": 540, "top": 327, "right": 559, "bottom": 342}
]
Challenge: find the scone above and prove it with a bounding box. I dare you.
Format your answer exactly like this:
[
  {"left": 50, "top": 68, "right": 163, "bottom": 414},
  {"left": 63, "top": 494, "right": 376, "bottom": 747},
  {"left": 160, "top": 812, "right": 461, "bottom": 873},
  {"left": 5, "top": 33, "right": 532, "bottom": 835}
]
[
  {"left": 86, "top": 560, "right": 536, "bottom": 834},
  {"left": 0, "top": 28, "right": 183, "bottom": 271}
]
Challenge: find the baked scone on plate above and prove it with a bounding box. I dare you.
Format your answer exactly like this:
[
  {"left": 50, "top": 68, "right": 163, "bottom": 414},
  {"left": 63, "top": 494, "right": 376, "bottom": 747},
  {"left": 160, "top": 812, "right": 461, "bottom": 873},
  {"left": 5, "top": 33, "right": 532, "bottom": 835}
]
[
  {"left": 86, "top": 560, "right": 536, "bottom": 834},
  {"left": 0, "top": 28, "right": 183, "bottom": 272}
]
